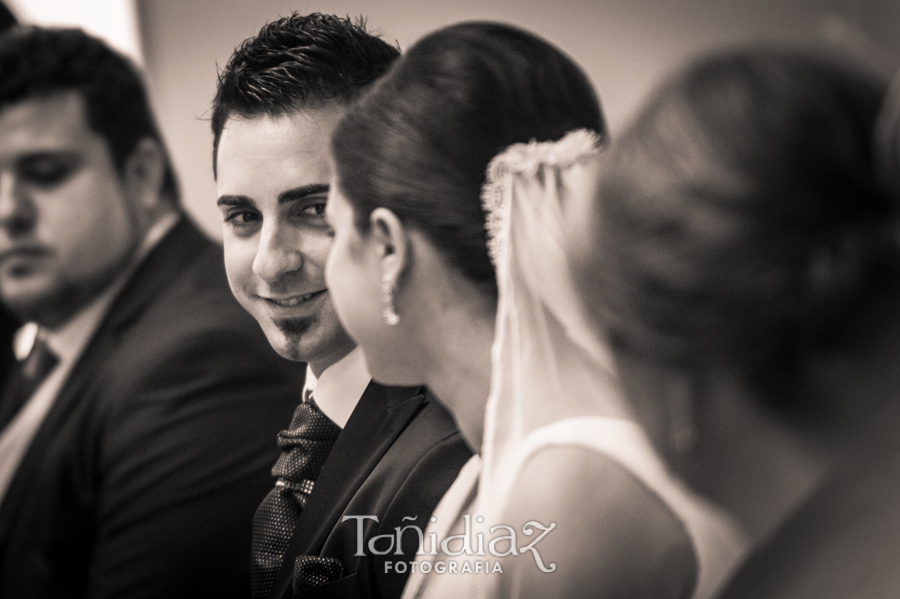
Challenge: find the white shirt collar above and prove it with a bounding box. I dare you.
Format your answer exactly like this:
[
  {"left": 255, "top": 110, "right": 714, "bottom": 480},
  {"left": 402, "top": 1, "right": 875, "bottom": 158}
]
[{"left": 302, "top": 346, "right": 370, "bottom": 428}]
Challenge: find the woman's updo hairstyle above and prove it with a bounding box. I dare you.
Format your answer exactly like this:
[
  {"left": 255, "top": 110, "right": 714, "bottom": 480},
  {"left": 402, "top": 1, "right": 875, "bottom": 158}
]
[
  {"left": 587, "top": 48, "right": 896, "bottom": 398},
  {"left": 331, "top": 22, "right": 605, "bottom": 296}
]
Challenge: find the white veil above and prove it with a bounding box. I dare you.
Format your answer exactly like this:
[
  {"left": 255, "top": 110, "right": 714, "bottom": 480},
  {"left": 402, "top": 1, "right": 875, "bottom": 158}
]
[
  {"left": 473, "top": 129, "right": 747, "bottom": 599},
  {"left": 478, "top": 129, "right": 632, "bottom": 504}
]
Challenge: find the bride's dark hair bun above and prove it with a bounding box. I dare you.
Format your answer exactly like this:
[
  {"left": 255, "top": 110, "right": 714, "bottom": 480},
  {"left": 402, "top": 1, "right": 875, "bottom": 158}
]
[{"left": 331, "top": 22, "right": 605, "bottom": 297}]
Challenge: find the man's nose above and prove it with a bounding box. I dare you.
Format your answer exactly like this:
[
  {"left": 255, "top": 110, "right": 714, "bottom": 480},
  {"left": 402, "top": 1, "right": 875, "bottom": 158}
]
[
  {"left": 0, "top": 173, "right": 36, "bottom": 235},
  {"left": 252, "top": 221, "right": 303, "bottom": 282}
]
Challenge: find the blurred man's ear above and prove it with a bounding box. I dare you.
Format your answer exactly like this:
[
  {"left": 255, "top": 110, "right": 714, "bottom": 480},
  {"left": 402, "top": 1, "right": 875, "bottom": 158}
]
[{"left": 123, "top": 137, "right": 168, "bottom": 214}]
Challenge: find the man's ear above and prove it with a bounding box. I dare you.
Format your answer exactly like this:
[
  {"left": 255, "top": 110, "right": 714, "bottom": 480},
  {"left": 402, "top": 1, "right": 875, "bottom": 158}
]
[
  {"left": 368, "top": 207, "right": 411, "bottom": 288},
  {"left": 123, "top": 137, "right": 167, "bottom": 210}
]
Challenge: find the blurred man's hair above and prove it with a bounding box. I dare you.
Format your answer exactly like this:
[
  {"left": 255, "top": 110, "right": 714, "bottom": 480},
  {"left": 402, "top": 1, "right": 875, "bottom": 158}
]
[
  {"left": 0, "top": 1, "right": 15, "bottom": 32},
  {"left": 210, "top": 12, "right": 400, "bottom": 176},
  {"left": 0, "top": 26, "right": 180, "bottom": 204}
]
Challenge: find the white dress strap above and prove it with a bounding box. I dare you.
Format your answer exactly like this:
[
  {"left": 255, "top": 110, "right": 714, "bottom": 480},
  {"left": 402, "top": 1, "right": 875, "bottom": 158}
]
[
  {"left": 401, "top": 455, "right": 482, "bottom": 599},
  {"left": 499, "top": 417, "right": 747, "bottom": 599}
]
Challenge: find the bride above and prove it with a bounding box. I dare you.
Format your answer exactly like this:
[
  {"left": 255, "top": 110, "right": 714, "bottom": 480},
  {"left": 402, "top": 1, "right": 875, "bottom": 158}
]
[{"left": 324, "top": 22, "right": 746, "bottom": 598}]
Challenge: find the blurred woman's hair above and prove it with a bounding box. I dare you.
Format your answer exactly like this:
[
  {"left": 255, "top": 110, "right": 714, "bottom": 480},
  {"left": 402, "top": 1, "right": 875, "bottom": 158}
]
[
  {"left": 331, "top": 21, "right": 605, "bottom": 296},
  {"left": 585, "top": 48, "right": 895, "bottom": 411}
]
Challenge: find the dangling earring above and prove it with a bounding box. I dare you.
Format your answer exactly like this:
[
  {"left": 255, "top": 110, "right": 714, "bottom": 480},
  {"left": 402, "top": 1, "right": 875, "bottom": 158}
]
[{"left": 381, "top": 274, "right": 400, "bottom": 326}]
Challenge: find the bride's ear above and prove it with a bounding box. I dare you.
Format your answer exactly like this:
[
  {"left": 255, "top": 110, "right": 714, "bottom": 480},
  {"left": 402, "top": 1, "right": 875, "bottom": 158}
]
[{"left": 368, "top": 207, "right": 411, "bottom": 287}]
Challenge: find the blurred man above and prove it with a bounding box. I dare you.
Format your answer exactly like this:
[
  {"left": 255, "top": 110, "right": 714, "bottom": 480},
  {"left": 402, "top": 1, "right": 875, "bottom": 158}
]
[
  {"left": 212, "top": 13, "right": 471, "bottom": 599},
  {"left": 0, "top": 1, "right": 19, "bottom": 384},
  {"left": 0, "top": 26, "right": 303, "bottom": 598}
]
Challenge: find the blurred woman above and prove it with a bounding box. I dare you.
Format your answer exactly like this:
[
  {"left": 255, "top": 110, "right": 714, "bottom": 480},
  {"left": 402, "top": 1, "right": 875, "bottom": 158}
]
[
  {"left": 325, "top": 21, "right": 745, "bottom": 599},
  {"left": 576, "top": 47, "right": 900, "bottom": 597}
]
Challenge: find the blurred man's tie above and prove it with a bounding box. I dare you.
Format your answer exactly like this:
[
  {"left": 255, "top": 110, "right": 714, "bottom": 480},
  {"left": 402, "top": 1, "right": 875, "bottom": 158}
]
[{"left": 0, "top": 335, "right": 58, "bottom": 430}]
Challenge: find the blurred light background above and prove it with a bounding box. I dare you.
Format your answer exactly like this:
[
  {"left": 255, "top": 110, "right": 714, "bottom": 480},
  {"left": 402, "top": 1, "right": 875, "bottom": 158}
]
[
  {"left": 4, "top": 0, "right": 899, "bottom": 238},
  {"left": 5, "top": 0, "right": 141, "bottom": 61}
]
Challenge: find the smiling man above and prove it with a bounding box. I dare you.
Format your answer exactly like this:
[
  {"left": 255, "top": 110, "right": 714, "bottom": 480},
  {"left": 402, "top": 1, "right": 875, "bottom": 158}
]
[
  {"left": 0, "top": 26, "right": 302, "bottom": 599},
  {"left": 212, "top": 13, "right": 471, "bottom": 599},
  {"left": 216, "top": 105, "right": 351, "bottom": 370}
]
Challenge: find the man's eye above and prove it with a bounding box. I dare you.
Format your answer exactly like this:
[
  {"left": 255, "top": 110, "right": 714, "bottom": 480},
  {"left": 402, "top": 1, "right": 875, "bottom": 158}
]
[
  {"left": 300, "top": 201, "right": 327, "bottom": 218},
  {"left": 20, "top": 161, "right": 77, "bottom": 186},
  {"left": 224, "top": 211, "right": 260, "bottom": 227}
]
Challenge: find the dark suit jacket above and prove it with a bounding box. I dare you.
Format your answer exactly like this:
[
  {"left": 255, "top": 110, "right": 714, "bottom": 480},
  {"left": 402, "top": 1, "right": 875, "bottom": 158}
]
[
  {"left": 271, "top": 382, "right": 472, "bottom": 599},
  {"left": 0, "top": 218, "right": 304, "bottom": 599},
  {"left": 0, "top": 304, "right": 19, "bottom": 384}
]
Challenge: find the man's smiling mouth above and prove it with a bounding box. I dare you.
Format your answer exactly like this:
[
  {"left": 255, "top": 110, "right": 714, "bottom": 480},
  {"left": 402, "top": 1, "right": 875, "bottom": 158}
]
[{"left": 265, "top": 289, "right": 325, "bottom": 307}]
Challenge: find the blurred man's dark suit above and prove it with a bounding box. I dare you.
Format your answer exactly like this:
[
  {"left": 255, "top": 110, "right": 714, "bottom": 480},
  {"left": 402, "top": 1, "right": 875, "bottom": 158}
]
[{"left": 0, "top": 218, "right": 303, "bottom": 598}]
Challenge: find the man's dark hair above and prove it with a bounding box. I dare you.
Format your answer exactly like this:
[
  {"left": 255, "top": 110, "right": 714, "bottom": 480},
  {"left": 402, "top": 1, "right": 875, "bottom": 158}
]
[
  {"left": 210, "top": 12, "right": 400, "bottom": 176},
  {"left": 0, "top": 1, "right": 15, "bottom": 32},
  {"left": 0, "top": 26, "right": 180, "bottom": 204}
]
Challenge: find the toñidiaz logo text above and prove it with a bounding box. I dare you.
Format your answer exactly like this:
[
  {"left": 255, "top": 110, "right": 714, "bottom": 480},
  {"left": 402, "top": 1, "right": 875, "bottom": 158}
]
[{"left": 342, "top": 514, "right": 556, "bottom": 575}]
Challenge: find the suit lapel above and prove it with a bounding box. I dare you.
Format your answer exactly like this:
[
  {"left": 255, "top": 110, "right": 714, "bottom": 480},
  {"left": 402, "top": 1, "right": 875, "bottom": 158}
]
[
  {"left": 270, "top": 382, "right": 425, "bottom": 598},
  {"left": 102, "top": 218, "right": 212, "bottom": 333}
]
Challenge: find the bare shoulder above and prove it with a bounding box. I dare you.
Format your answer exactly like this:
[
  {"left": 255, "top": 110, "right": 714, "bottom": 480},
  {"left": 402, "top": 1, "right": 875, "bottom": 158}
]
[{"left": 495, "top": 445, "right": 696, "bottom": 599}]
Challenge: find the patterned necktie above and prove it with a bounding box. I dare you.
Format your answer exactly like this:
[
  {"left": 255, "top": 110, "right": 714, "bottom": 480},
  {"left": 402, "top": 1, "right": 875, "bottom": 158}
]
[
  {"left": 0, "top": 336, "right": 58, "bottom": 430},
  {"left": 251, "top": 389, "right": 342, "bottom": 599}
]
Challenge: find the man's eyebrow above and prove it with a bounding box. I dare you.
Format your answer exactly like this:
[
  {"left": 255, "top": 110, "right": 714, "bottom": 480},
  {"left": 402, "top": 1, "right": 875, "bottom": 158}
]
[
  {"left": 278, "top": 183, "right": 329, "bottom": 205},
  {"left": 216, "top": 194, "right": 255, "bottom": 208},
  {"left": 17, "top": 150, "right": 80, "bottom": 163}
]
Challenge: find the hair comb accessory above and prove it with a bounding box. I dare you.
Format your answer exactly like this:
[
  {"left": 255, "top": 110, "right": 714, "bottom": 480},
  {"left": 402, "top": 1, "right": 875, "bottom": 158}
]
[{"left": 480, "top": 129, "right": 603, "bottom": 269}]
